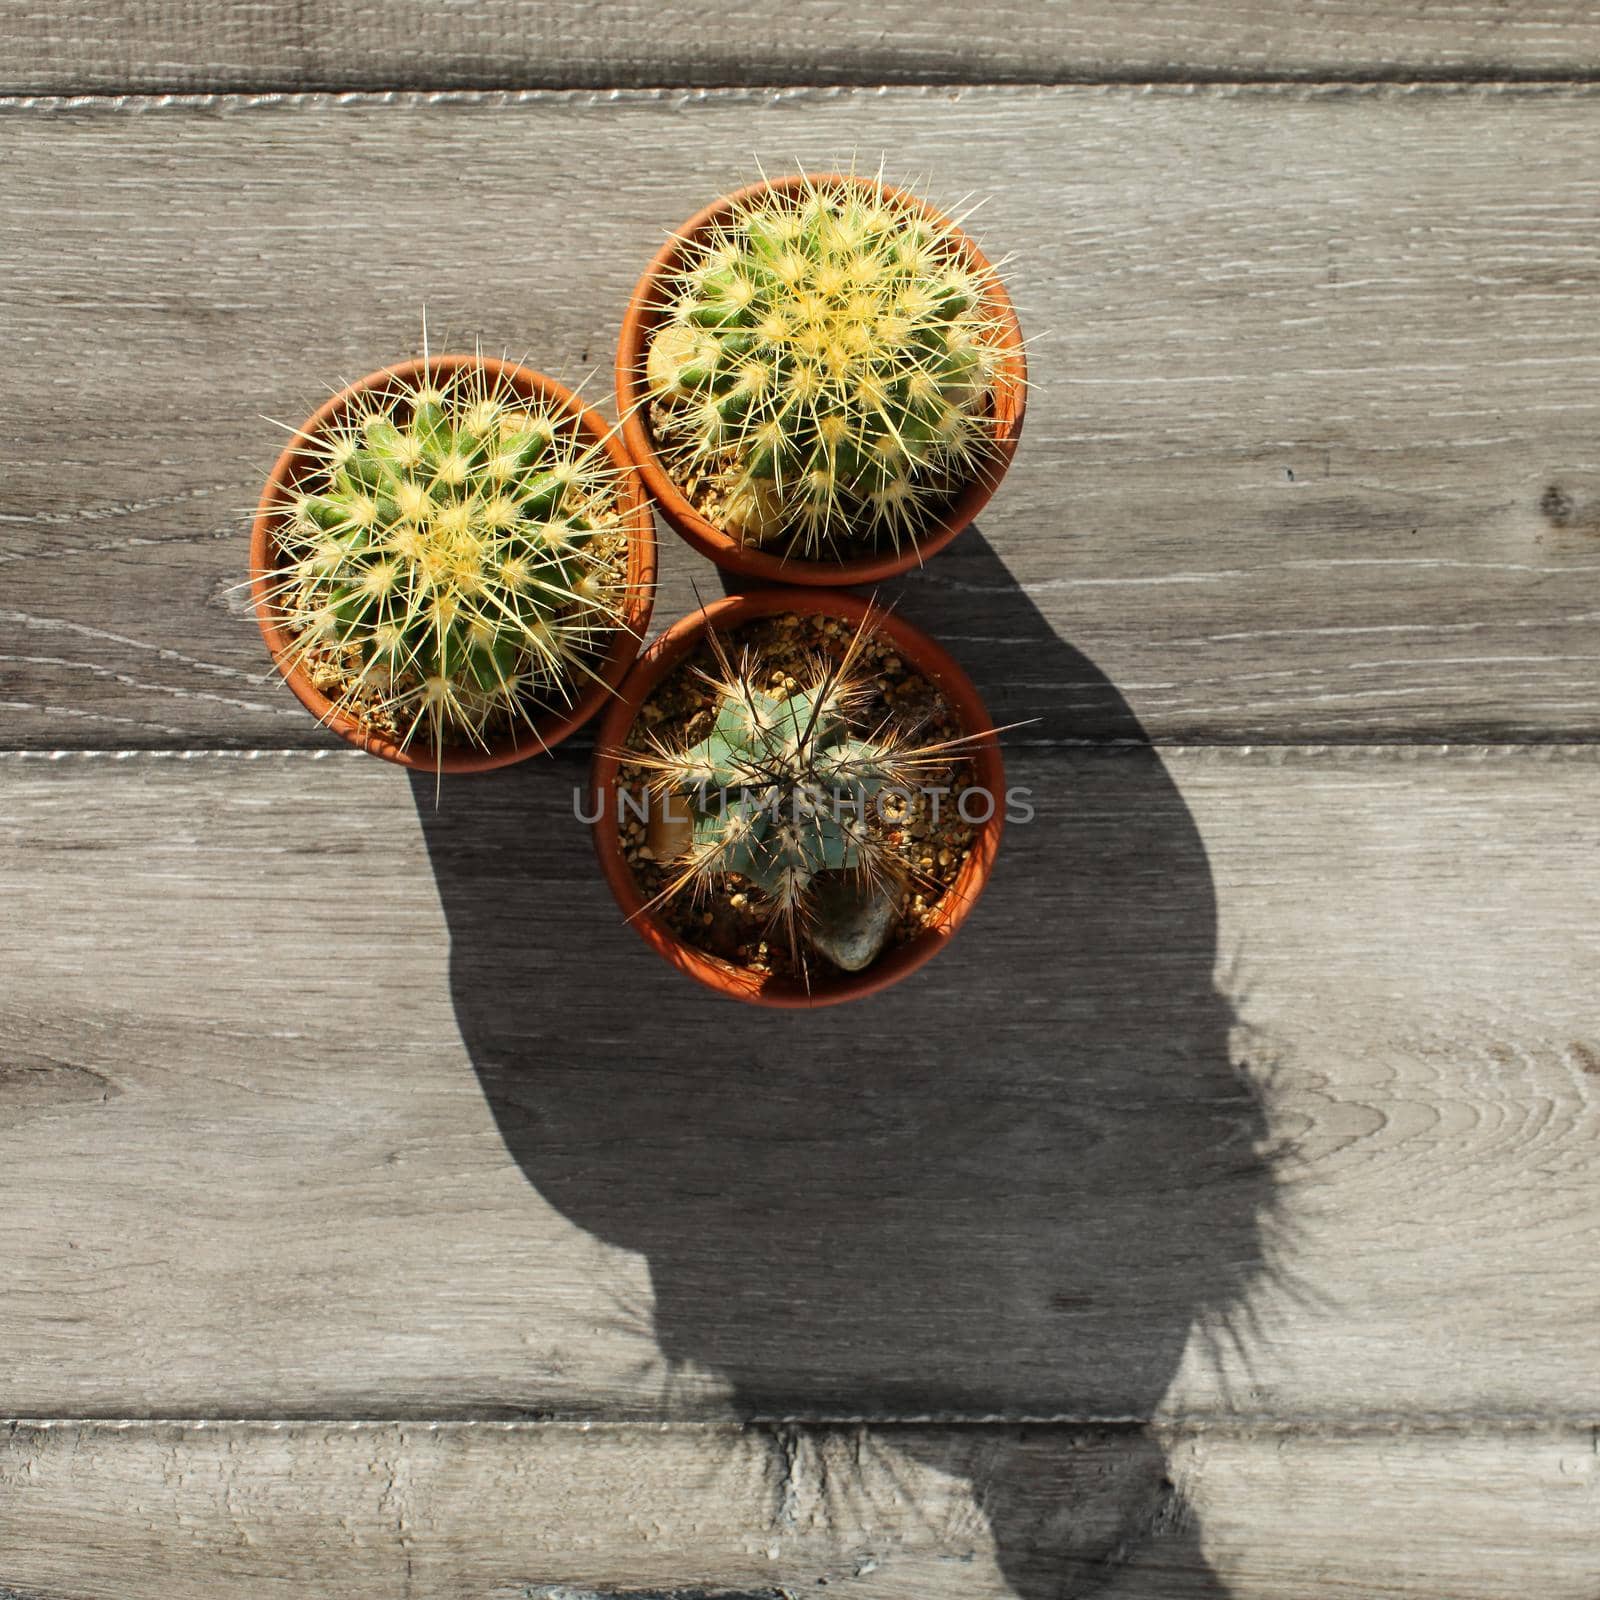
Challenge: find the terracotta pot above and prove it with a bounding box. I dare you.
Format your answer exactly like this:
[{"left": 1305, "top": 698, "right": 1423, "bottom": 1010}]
[
  {"left": 250, "top": 355, "right": 656, "bottom": 772},
  {"left": 590, "top": 589, "right": 1007, "bottom": 1008},
  {"left": 616, "top": 174, "right": 1027, "bottom": 588}
]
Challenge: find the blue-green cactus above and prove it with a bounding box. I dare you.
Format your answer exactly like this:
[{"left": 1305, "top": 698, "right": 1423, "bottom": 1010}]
[
  {"left": 625, "top": 615, "right": 984, "bottom": 963},
  {"left": 670, "top": 676, "right": 896, "bottom": 904}
]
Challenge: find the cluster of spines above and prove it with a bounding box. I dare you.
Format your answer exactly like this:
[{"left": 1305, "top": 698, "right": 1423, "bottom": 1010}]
[
  {"left": 625, "top": 615, "right": 981, "bottom": 966},
  {"left": 646, "top": 176, "right": 1006, "bottom": 559},
  {"left": 264, "top": 361, "right": 628, "bottom": 755}
]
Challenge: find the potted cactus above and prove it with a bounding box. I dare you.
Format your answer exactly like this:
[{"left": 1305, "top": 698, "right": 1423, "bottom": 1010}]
[
  {"left": 616, "top": 172, "right": 1028, "bottom": 586},
  {"left": 591, "top": 590, "right": 1008, "bottom": 1006},
  {"left": 251, "top": 353, "right": 655, "bottom": 771}
]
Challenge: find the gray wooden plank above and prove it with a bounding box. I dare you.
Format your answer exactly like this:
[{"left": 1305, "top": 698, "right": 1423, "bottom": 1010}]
[
  {"left": 3, "top": 86, "right": 1599, "bottom": 748},
  {"left": 6, "top": 0, "right": 1600, "bottom": 94},
  {"left": 2, "top": 745, "right": 1596, "bottom": 1423},
  {"left": 0, "top": 1420, "right": 1595, "bottom": 1600}
]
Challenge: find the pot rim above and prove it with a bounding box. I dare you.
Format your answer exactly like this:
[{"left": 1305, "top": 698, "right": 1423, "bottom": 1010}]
[
  {"left": 589, "top": 587, "right": 1007, "bottom": 1008},
  {"left": 250, "top": 353, "right": 657, "bottom": 773},
  {"left": 615, "top": 173, "right": 1027, "bottom": 588}
]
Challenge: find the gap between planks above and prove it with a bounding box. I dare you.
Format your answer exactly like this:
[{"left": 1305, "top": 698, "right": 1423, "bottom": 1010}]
[
  {"left": 6, "top": 1416, "right": 1600, "bottom": 1436},
  {"left": 8, "top": 80, "right": 1600, "bottom": 116},
  {"left": 12, "top": 71, "right": 1600, "bottom": 103},
  {"left": 4, "top": 745, "right": 1600, "bottom": 759}
]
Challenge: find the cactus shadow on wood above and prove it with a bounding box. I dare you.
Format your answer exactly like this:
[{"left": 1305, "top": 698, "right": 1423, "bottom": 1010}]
[{"left": 411, "top": 530, "right": 1270, "bottom": 1598}]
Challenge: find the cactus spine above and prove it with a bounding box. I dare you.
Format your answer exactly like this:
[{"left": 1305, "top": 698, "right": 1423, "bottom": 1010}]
[
  {"left": 263, "top": 360, "right": 630, "bottom": 755},
  {"left": 646, "top": 175, "right": 1009, "bottom": 559}
]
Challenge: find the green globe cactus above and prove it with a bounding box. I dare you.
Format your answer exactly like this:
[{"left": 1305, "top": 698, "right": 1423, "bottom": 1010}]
[
  {"left": 263, "top": 360, "right": 632, "bottom": 756},
  {"left": 624, "top": 615, "right": 986, "bottom": 965},
  {"left": 645, "top": 175, "right": 1012, "bottom": 560}
]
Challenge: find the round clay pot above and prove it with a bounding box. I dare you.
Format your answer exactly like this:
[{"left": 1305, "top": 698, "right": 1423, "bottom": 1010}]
[
  {"left": 616, "top": 174, "right": 1027, "bottom": 588},
  {"left": 590, "top": 589, "right": 1007, "bottom": 1007},
  {"left": 250, "top": 355, "right": 656, "bottom": 772}
]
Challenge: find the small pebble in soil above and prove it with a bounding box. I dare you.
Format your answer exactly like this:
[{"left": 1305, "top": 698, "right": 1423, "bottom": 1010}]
[
  {"left": 808, "top": 873, "right": 910, "bottom": 973},
  {"left": 646, "top": 798, "right": 694, "bottom": 863}
]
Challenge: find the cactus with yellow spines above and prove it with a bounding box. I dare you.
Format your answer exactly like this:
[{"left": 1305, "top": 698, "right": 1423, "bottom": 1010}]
[
  {"left": 645, "top": 176, "right": 1009, "bottom": 559},
  {"left": 262, "top": 361, "right": 631, "bottom": 755}
]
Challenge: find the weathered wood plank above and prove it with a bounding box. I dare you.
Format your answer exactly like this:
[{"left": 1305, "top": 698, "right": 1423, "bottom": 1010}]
[
  {"left": 6, "top": 0, "right": 1600, "bottom": 94},
  {"left": 2, "top": 746, "right": 1596, "bottom": 1422},
  {"left": 3, "top": 87, "right": 1599, "bottom": 747},
  {"left": 1, "top": 1420, "right": 1596, "bottom": 1600}
]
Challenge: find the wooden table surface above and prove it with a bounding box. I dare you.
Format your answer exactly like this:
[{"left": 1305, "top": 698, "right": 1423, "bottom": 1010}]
[{"left": 3, "top": 7, "right": 1599, "bottom": 1598}]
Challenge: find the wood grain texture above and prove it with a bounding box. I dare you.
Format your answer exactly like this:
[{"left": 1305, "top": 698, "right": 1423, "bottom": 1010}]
[
  {"left": 3, "top": 87, "right": 1599, "bottom": 748},
  {"left": 1, "top": 746, "right": 1596, "bottom": 1423},
  {"left": 6, "top": 0, "right": 1600, "bottom": 94},
  {"left": 1, "top": 1420, "right": 1596, "bottom": 1600}
]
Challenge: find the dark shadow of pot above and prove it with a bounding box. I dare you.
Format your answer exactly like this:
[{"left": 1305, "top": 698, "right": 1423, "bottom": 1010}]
[{"left": 411, "top": 529, "right": 1271, "bottom": 1598}]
